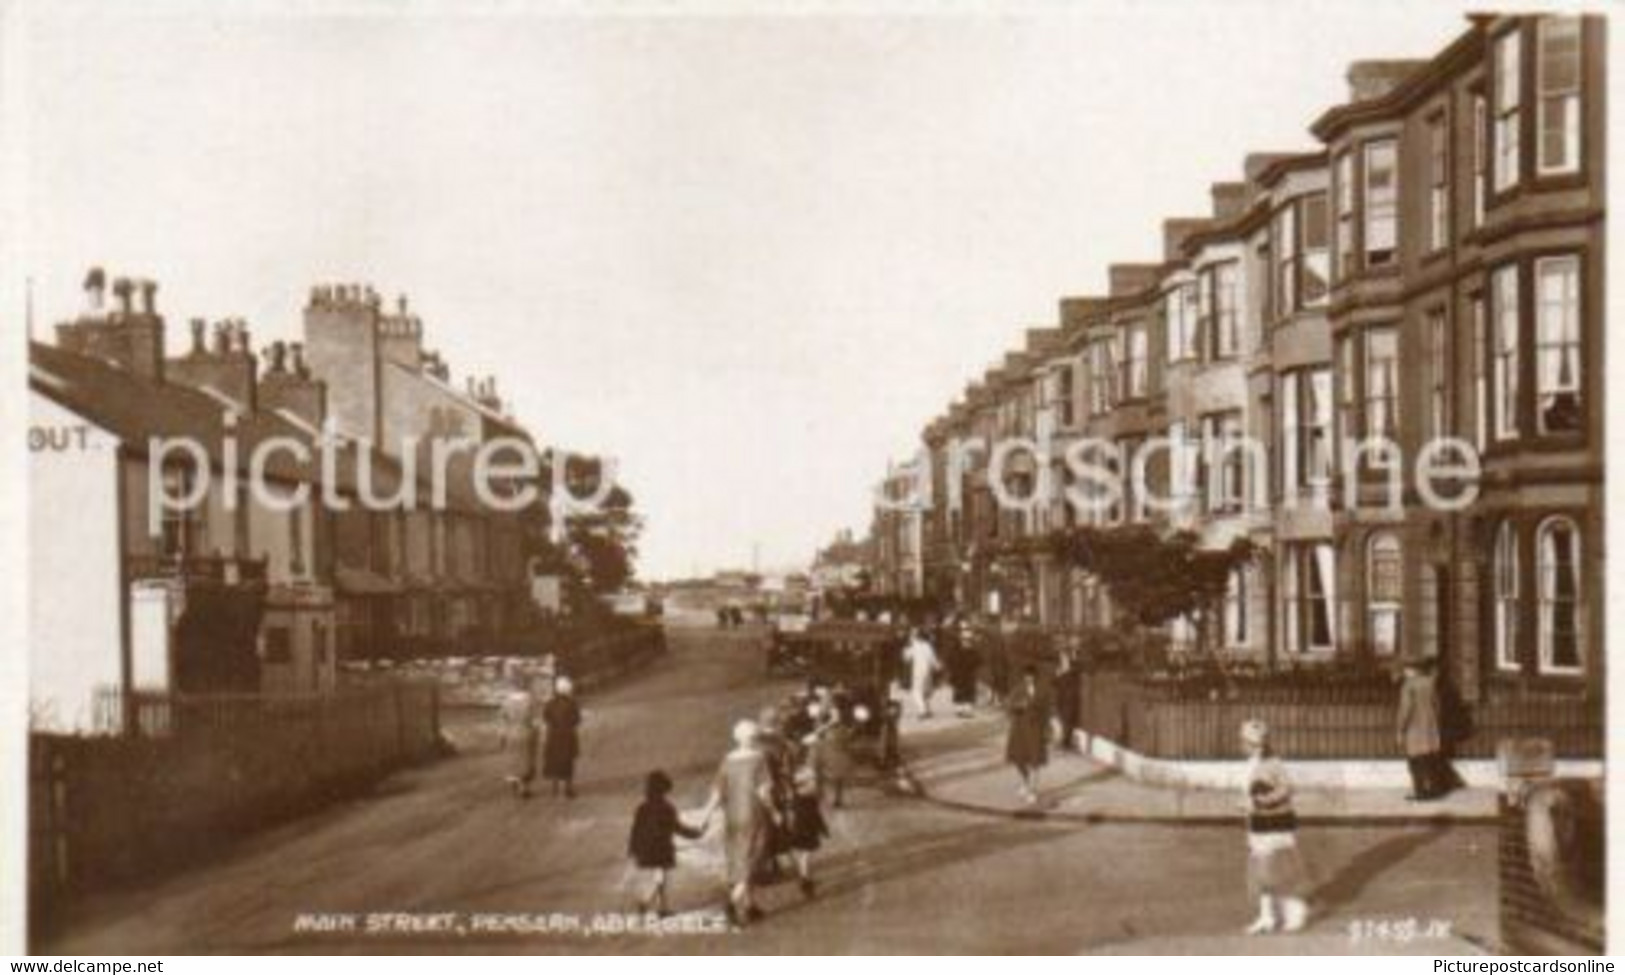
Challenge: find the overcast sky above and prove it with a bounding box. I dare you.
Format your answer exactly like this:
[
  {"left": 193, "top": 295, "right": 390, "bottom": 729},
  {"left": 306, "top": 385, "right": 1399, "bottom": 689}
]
[{"left": 15, "top": 0, "right": 1472, "bottom": 579}]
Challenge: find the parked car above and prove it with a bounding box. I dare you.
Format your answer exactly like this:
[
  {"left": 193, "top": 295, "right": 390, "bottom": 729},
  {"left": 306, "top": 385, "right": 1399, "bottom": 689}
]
[{"left": 801, "top": 621, "right": 903, "bottom": 771}]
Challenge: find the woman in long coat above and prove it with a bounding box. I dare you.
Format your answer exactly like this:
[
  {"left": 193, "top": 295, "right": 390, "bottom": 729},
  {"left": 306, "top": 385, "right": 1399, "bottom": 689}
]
[
  {"left": 1005, "top": 665, "right": 1050, "bottom": 805},
  {"left": 499, "top": 675, "right": 539, "bottom": 798},
  {"left": 542, "top": 676, "right": 583, "bottom": 798},
  {"left": 1397, "top": 658, "right": 1446, "bottom": 801},
  {"left": 701, "top": 720, "right": 777, "bottom": 927}
]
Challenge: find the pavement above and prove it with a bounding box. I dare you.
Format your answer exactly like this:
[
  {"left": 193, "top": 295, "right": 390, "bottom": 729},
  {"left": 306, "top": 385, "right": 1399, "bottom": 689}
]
[
  {"left": 37, "top": 624, "right": 1500, "bottom": 955},
  {"left": 893, "top": 697, "right": 1499, "bottom": 826}
]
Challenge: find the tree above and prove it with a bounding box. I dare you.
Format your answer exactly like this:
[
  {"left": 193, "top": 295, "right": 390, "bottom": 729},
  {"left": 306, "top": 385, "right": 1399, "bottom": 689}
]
[
  {"left": 516, "top": 453, "right": 644, "bottom": 621},
  {"left": 1049, "top": 524, "right": 1254, "bottom": 656}
]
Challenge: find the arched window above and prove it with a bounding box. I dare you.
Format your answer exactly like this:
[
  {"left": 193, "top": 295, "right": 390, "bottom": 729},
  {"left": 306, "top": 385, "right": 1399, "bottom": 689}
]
[
  {"left": 1494, "top": 522, "right": 1520, "bottom": 671},
  {"left": 1536, "top": 517, "right": 1583, "bottom": 674},
  {"left": 1367, "top": 532, "right": 1403, "bottom": 656}
]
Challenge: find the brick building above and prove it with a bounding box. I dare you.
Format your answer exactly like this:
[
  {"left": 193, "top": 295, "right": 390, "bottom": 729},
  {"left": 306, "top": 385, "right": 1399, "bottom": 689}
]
[{"left": 894, "top": 13, "right": 1604, "bottom": 707}]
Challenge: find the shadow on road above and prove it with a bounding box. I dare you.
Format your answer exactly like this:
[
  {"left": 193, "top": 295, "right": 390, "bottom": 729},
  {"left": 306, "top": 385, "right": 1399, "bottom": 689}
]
[{"left": 1310, "top": 823, "right": 1451, "bottom": 916}]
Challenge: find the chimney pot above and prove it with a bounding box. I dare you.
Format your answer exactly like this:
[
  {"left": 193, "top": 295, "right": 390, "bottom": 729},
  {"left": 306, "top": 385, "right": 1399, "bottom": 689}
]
[
  {"left": 83, "top": 267, "right": 107, "bottom": 314},
  {"left": 189, "top": 318, "right": 207, "bottom": 354},
  {"left": 137, "top": 279, "right": 157, "bottom": 315},
  {"left": 212, "top": 321, "right": 230, "bottom": 354},
  {"left": 290, "top": 342, "right": 307, "bottom": 377},
  {"left": 398, "top": 294, "right": 409, "bottom": 315},
  {"left": 269, "top": 340, "right": 288, "bottom": 373},
  {"left": 112, "top": 277, "right": 134, "bottom": 315}
]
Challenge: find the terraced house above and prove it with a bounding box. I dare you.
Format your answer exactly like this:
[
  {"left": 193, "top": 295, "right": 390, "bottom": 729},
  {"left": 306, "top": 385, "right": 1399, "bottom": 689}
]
[
  {"left": 879, "top": 13, "right": 1604, "bottom": 749},
  {"left": 28, "top": 272, "right": 542, "bottom": 733}
]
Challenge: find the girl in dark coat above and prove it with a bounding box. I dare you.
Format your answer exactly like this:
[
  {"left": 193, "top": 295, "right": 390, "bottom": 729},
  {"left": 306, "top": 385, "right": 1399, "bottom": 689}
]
[
  {"left": 1005, "top": 666, "right": 1050, "bottom": 806},
  {"left": 628, "top": 770, "right": 705, "bottom": 916},
  {"left": 543, "top": 676, "right": 583, "bottom": 798}
]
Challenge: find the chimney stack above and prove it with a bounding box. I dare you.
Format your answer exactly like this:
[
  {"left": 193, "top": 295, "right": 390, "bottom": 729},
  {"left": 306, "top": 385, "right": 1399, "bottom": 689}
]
[
  {"left": 56, "top": 268, "right": 166, "bottom": 381},
  {"left": 1210, "top": 182, "right": 1249, "bottom": 222},
  {"left": 1346, "top": 60, "right": 1426, "bottom": 103}
]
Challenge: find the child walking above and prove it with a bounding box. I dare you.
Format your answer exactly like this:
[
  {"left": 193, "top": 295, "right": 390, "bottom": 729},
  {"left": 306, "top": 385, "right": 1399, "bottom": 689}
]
[
  {"left": 627, "top": 770, "right": 706, "bottom": 916},
  {"left": 1240, "top": 719, "right": 1310, "bottom": 934}
]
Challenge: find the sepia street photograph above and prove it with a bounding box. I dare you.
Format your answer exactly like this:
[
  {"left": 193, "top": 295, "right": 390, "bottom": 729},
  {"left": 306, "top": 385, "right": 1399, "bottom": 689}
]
[{"left": 1, "top": 0, "right": 1612, "bottom": 959}]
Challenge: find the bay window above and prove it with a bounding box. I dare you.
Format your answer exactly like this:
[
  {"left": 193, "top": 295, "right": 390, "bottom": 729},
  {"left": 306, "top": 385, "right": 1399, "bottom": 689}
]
[
  {"left": 1363, "top": 139, "right": 1398, "bottom": 267},
  {"left": 1493, "top": 28, "right": 1522, "bottom": 191},
  {"left": 1301, "top": 193, "right": 1329, "bottom": 305},
  {"left": 1534, "top": 255, "right": 1581, "bottom": 434},
  {"left": 1335, "top": 337, "right": 1356, "bottom": 472},
  {"left": 1471, "top": 295, "right": 1487, "bottom": 450},
  {"left": 1494, "top": 521, "right": 1519, "bottom": 671},
  {"left": 1491, "top": 264, "right": 1520, "bottom": 441},
  {"left": 1200, "top": 410, "right": 1245, "bottom": 515},
  {"left": 1334, "top": 152, "right": 1356, "bottom": 280},
  {"left": 1203, "top": 261, "right": 1239, "bottom": 358},
  {"left": 1271, "top": 192, "right": 1330, "bottom": 319},
  {"left": 1472, "top": 93, "right": 1487, "bottom": 227},
  {"left": 1536, "top": 516, "right": 1582, "bottom": 674},
  {"left": 1426, "top": 308, "right": 1449, "bottom": 441},
  {"left": 1123, "top": 322, "right": 1149, "bottom": 400},
  {"left": 1164, "top": 289, "right": 1192, "bottom": 364},
  {"left": 1272, "top": 204, "right": 1296, "bottom": 316},
  {"left": 1282, "top": 542, "right": 1336, "bottom": 655},
  {"left": 1427, "top": 114, "right": 1449, "bottom": 251},
  {"left": 1055, "top": 361, "right": 1076, "bottom": 427},
  {"left": 1088, "top": 339, "right": 1115, "bottom": 416},
  {"left": 1364, "top": 326, "right": 1399, "bottom": 442},
  {"left": 1536, "top": 17, "right": 1582, "bottom": 176},
  {"left": 1367, "top": 532, "right": 1403, "bottom": 658},
  {"left": 1281, "top": 367, "right": 1332, "bottom": 502}
]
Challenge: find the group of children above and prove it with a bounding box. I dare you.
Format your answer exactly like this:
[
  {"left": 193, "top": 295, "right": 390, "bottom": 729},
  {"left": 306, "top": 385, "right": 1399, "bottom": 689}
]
[
  {"left": 625, "top": 694, "right": 1311, "bottom": 934},
  {"left": 627, "top": 685, "right": 842, "bottom": 920}
]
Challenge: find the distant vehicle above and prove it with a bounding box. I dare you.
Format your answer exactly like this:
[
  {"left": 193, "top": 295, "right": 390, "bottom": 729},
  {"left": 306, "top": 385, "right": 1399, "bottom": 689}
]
[
  {"left": 764, "top": 611, "right": 814, "bottom": 676},
  {"left": 603, "top": 591, "right": 659, "bottom": 618}
]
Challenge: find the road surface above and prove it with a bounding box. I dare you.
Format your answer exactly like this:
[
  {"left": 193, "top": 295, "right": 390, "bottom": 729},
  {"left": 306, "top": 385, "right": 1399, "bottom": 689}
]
[{"left": 42, "top": 624, "right": 1498, "bottom": 954}]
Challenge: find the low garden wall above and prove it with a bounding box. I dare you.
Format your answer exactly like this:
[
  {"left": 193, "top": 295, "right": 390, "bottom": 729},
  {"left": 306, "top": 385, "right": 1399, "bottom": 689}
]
[
  {"left": 1076, "top": 669, "right": 1603, "bottom": 762},
  {"left": 29, "top": 682, "right": 442, "bottom": 935}
]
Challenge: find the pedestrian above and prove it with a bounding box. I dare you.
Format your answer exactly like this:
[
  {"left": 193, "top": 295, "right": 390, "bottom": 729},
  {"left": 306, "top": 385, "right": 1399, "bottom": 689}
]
[
  {"left": 784, "top": 734, "right": 831, "bottom": 899},
  {"left": 1240, "top": 719, "right": 1310, "bottom": 934},
  {"left": 988, "top": 619, "right": 1013, "bottom": 706},
  {"left": 944, "top": 614, "right": 980, "bottom": 718},
  {"left": 1004, "top": 665, "right": 1050, "bottom": 805},
  {"left": 753, "top": 705, "right": 792, "bottom": 882},
  {"left": 901, "top": 627, "right": 941, "bottom": 720},
  {"left": 1053, "top": 636, "right": 1081, "bottom": 751},
  {"left": 699, "top": 719, "right": 777, "bottom": 927},
  {"left": 542, "top": 675, "right": 583, "bottom": 798},
  {"left": 627, "top": 770, "right": 706, "bottom": 916},
  {"left": 498, "top": 669, "right": 539, "bottom": 799},
  {"left": 1397, "top": 656, "right": 1451, "bottom": 801}
]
